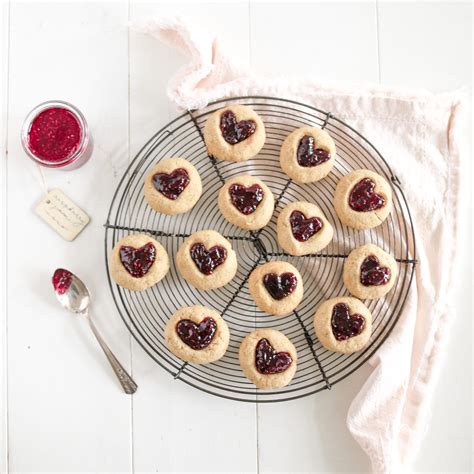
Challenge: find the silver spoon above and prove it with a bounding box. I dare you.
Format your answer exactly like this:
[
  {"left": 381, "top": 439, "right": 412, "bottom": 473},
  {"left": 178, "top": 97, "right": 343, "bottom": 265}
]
[{"left": 52, "top": 268, "right": 137, "bottom": 394}]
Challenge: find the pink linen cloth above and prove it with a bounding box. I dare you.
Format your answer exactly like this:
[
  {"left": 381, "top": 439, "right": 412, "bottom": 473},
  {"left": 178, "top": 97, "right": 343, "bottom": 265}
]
[{"left": 133, "top": 17, "right": 469, "bottom": 473}]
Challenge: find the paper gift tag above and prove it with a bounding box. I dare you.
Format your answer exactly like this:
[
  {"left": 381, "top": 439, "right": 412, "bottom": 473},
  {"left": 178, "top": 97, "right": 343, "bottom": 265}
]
[{"left": 35, "top": 188, "right": 90, "bottom": 241}]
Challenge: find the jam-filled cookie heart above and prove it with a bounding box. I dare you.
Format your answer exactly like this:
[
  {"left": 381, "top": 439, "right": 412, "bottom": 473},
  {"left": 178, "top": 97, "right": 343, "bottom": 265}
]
[
  {"left": 289, "top": 210, "right": 323, "bottom": 242},
  {"left": 280, "top": 126, "right": 336, "bottom": 183},
  {"left": 239, "top": 328, "right": 298, "bottom": 389},
  {"left": 120, "top": 242, "right": 156, "bottom": 278},
  {"left": 229, "top": 183, "right": 264, "bottom": 215},
  {"left": 218, "top": 175, "right": 274, "bottom": 231},
  {"left": 343, "top": 244, "right": 398, "bottom": 300},
  {"left": 165, "top": 306, "right": 230, "bottom": 364},
  {"left": 220, "top": 110, "right": 256, "bottom": 144},
  {"left": 360, "top": 255, "right": 391, "bottom": 286},
  {"left": 263, "top": 272, "right": 298, "bottom": 300},
  {"left": 277, "top": 202, "right": 334, "bottom": 256},
  {"left": 331, "top": 303, "right": 365, "bottom": 341},
  {"left": 176, "top": 317, "right": 217, "bottom": 350},
  {"left": 296, "top": 135, "right": 331, "bottom": 167},
  {"left": 334, "top": 169, "right": 392, "bottom": 229},
  {"left": 109, "top": 234, "right": 169, "bottom": 291},
  {"left": 176, "top": 230, "right": 237, "bottom": 291},
  {"left": 314, "top": 296, "right": 372, "bottom": 354},
  {"left": 255, "top": 338, "right": 293, "bottom": 374},
  {"left": 144, "top": 157, "right": 202, "bottom": 215},
  {"left": 152, "top": 168, "right": 190, "bottom": 200},
  {"left": 349, "top": 178, "right": 385, "bottom": 212},
  {"left": 190, "top": 243, "right": 227, "bottom": 275},
  {"left": 249, "top": 261, "right": 303, "bottom": 316},
  {"left": 203, "top": 105, "right": 266, "bottom": 162}
]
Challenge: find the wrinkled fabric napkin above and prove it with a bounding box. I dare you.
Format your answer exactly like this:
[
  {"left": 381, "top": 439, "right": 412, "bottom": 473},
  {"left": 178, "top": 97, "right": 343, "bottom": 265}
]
[{"left": 133, "top": 17, "right": 469, "bottom": 473}]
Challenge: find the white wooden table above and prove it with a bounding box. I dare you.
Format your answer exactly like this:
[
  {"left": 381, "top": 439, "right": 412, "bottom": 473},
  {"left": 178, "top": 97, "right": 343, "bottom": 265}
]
[{"left": 2, "top": 1, "right": 472, "bottom": 472}]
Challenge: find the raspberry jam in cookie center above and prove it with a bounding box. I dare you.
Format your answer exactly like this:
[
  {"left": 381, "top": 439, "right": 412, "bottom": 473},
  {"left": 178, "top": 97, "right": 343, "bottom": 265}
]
[
  {"left": 360, "top": 255, "right": 391, "bottom": 286},
  {"left": 290, "top": 210, "right": 323, "bottom": 242},
  {"left": 52, "top": 268, "right": 73, "bottom": 295},
  {"left": 220, "top": 110, "right": 256, "bottom": 145},
  {"left": 190, "top": 243, "right": 227, "bottom": 275},
  {"left": 263, "top": 272, "right": 297, "bottom": 300},
  {"left": 229, "top": 183, "right": 264, "bottom": 215},
  {"left": 296, "top": 135, "right": 331, "bottom": 167},
  {"left": 255, "top": 338, "right": 293, "bottom": 374},
  {"left": 348, "top": 178, "right": 385, "bottom": 212},
  {"left": 176, "top": 317, "right": 217, "bottom": 350},
  {"left": 152, "top": 168, "right": 190, "bottom": 200},
  {"left": 331, "top": 303, "right": 365, "bottom": 341},
  {"left": 119, "top": 242, "right": 156, "bottom": 278}
]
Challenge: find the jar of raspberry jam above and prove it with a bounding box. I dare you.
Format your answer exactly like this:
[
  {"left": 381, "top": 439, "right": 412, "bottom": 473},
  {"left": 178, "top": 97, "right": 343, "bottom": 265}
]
[{"left": 21, "top": 100, "right": 93, "bottom": 169}]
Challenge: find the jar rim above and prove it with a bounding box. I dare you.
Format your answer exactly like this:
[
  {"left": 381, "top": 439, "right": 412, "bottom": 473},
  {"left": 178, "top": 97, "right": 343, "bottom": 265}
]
[{"left": 21, "top": 100, "right": 90, "bottom": 168}]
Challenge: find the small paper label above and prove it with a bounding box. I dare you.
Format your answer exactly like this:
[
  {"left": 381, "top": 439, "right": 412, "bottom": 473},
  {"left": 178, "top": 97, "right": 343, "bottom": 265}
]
[{"left": 35, "top": 188, "right": 90, "bottom": 241}]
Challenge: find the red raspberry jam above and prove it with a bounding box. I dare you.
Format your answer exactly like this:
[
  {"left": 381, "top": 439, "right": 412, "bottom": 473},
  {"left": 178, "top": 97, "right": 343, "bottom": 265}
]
[
  {"left": 22, "top": 101, "right": 92, "bottom": 169},
  {"left": 263, "top": 272, "right": 298, "bottom": 300},
  {"left": 52, "top": 268, "right": 73, "bottom": 295},
  {"left": 255, "top": 338, "right": 293, "bottom": 374},
  {"left": 176, "top": 317, "right": 217, "bottom": 350},
  {"left": 331, "top": 303, "right": 365, "bottom": 341}
]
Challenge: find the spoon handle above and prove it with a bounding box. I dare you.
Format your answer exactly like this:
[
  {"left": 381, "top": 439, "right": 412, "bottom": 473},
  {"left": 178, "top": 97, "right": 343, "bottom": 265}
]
[{"left": 87, "top": 316, "right": 138, "bottom": 394}]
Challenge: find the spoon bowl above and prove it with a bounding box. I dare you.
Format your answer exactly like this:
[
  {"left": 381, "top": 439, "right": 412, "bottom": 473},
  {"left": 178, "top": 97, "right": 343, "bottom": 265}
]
[{"left": 53, "top": 268, "right": 90, "bottom": 314}]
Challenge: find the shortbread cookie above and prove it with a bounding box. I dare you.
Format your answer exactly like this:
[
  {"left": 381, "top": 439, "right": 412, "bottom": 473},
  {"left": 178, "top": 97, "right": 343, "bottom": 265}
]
[
  {"left": 334, "top": 169, "right": 392, "bottom": 229},
  {"left": 239, "top": 329, "right": 297, "bottom": 389},
  {"left": 277, "top": 201, "right": 334, "bottom": 256},
  {"left": 176, "top": 230, "right": 238, "bottom": 291},
  {"left": 280, "top": 126, "right": 336, "bottom": 183},
  {"left": 144, "top": 157, "right": 202, "bottom": 215},
  {"left": 343, "top": 244, "right": 398, "bottom": 299},
  {"left": 203, "top": 105, "right": 266, "bottom": 162},
  {"left": 109, "top": 234, "right": 169, "bottom": 291},
  {"left": 218, "top": 175, "right": 274, "bottom": 231},
  {"left": 314, "top": 296, "right": 372, "bottom": 354},
  {"left": 248, "top": 261, "right": 303, "bottom": 316},
  {"left": 165, "top": 305, "right": 230, "bottom": 364}
]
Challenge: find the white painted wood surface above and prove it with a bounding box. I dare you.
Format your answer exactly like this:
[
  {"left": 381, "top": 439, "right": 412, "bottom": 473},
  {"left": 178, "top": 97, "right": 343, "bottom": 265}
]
[{"left": 2, "top": 1, "right": 472, "bottom": 472}]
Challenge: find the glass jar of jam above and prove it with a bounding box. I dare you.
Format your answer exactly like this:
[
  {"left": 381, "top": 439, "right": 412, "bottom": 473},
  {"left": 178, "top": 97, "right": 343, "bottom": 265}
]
[{"left": 21, "top": 100, "right": 93, "bottom": 169}]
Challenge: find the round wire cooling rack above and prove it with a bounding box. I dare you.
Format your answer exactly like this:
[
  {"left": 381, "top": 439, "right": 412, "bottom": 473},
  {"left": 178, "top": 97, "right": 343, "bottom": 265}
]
[{"left": 104, "top": 96, "right": 417, "bottom": 403}]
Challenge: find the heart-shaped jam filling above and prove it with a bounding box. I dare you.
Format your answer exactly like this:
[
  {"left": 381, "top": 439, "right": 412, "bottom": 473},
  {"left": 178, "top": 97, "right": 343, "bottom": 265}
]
[
  {"left": 360, "top": 255, "right": 391, "bottom": 286},
  {"left": 176, "top": 317, "right": 217, "bottom": 350},
  {"left": 152, "top": 168, "right": 190, "bottom": 200},
  {"left": 190, "top": 243, "right": 227, "bottom": 275},
  {"left": 255, "top": 338, "right": 293, "bottom": 374},
  {"left": 263, "top": 272, "right": 297, "bottom": 300},
  {"left": 220, "top": 110, "right": 256, "bottom": 144},
  {"left": 229, "top": 183, "right": 264, "bottom": 215},
  {"left": 119, "top": 242, "right": 156, "bottom": 278},
  {"left": 348, "top": 178, "right": 385, "bottom": 212},
  {"left": 296, "top": 135, "right": 331, "bottom": 167},
  {"left": 290, "top": 210, "right": 323, "bottom": 242},
  {"left": 331, "top": 303, "right": 365, "bottom": 341},
  {"left": 52, "top": 268, "right": 73, "bottom": 295}
]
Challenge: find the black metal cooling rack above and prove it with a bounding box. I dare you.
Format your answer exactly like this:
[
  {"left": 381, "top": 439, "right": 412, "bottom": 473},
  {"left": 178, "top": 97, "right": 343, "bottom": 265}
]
[{"left": 104, "top": 96, "right": 417, "bottom": 403}]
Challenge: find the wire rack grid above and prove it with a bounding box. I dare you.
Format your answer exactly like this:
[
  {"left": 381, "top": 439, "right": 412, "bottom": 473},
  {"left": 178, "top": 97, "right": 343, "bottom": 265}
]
[{"left": 104, "top": 96, "right": 417, "bottom": 403}]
